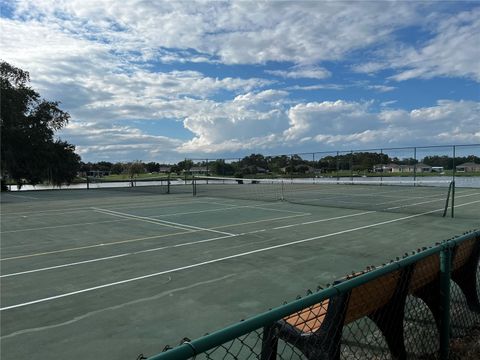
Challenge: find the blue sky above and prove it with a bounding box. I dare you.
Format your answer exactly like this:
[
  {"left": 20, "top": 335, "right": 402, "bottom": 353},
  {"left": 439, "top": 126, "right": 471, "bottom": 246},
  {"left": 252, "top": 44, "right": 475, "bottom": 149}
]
[{"left": 1, "top": 0, "right": 479, "bottom": 163}]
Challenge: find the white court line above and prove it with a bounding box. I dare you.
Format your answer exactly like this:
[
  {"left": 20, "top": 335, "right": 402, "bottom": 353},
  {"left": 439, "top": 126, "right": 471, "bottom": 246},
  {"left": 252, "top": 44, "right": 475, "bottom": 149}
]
[
  {"left": 0, "top": 213, "right": 309, "bottom": 261},
  {"left": 0, "top": 233, "right": 234, "bottom": 279},
  {"left": 0, "top": 231, "right": 195, "bottom": 261},
  {"left": 373, "top": 189, "right": 476, "bottom": 206},
  {"left": 3, "top": 199, "right": 479, "bottom": 311},
  {"left": 151, "top": 203, "right": 309, "bottom": 218},
  {"left": 272, "top": 195, "right": 479, "bottom": 231},
  {"left": 382, "top": 191, "right": 480, "bottom": 208},
  {"left": 92, "top": 207, "right": 236, "bottom": 236},
  {"left": 386, "top": 192, "right": 480, "bottom": 211},
  {"left": 1, "top": 229, "right": 279, "bottom": 278},
  {"left": 1, "top": 202, "right": 297, "bottom": 234},
  {"left": 304, "top": 187, "right": 448, "bottom": 205},
  {"left": 1, "top": 206, "right": 94, "bottom": 217},
  {"left": 0, "top": 254, "right": 130, "bottom": 278},
  {"left": 1, "top": 219, "right": 129, "bottom": 234},
  {"left": 214, "top": 213, "right": 309, "bottom": 229},
  {"left": 149, "top": 204, "right": 255, "bottom": 217},
  {"left": 92, "top": 208, "right": 198, "bottom": 232},
  {"left": 297, "top": 190, "right": 478, "bottom": 210},
  {"left": 1, "top": 193, "right": 39, "bottom": 200},
  {"left": 0, "top": 214, "right": 331, "bottom": 276},
  {"left": 0, "top": 198, "right": 200, "bottom": 217},
  {"left": 203, "top": 200, "right": 308, "bottom": 215},
  {"left": 273, "top": 211, "right": 375, "bottom": 230}
]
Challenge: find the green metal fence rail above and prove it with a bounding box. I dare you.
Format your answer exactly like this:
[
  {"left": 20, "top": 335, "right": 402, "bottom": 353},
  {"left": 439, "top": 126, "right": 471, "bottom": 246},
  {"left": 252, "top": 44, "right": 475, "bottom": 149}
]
[
  {"left": 146, "top": 229, "right": 480, "bottom": 360},
  {"left": 187, "top": 144, "right": 480, "bottom": 182}
]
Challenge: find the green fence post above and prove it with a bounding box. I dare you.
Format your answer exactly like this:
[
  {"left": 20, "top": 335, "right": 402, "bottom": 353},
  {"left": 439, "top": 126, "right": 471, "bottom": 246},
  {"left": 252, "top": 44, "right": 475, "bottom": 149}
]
[
  {"left": 312, "top": 152, "right": 315, "bottom": 184},
  {"left": 451, "top": 145, "right": 456, "bottom": 218},
  {"left": 290, "top": 154, "right": 293, "bottom": 182},
  {"left": 439, "top": 245, "right": 452, "bottom": 360},
  {"left": 380, "top": 149, "right": 383, "bottom": 185},
  {"left": 336, "top": 151, "right": 339, "bottom": 181},
  {"left": 184, "top": 158, "right": 187, "bottom": 185},
  {"left": 350, "top": 150, "right": 353, "bottom": 183},
  {"left": 413, "top": 147, "right": 417, "bottom": 185},
  {"left": 167, "top": 172, "right": 170, "bottom": 194},
  {"left": 206, "top": 159, "right": 209, "bottom": 184}
]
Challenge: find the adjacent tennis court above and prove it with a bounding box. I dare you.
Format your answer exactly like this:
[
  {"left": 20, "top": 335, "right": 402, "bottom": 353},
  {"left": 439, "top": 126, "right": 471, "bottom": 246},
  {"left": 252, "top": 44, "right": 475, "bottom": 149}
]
[{"left": 1, "top": 181, "right": 479, "bottom": 359}]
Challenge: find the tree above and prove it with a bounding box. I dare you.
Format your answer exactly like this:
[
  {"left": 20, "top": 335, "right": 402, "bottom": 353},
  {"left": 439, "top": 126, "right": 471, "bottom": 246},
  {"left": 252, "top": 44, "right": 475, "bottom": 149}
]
[
  {"left": 126, "top": 161, "right": 145, "bottom": 179},
  {"left": 145, "top": 162, "right": 160, "bottom": 173},
  {"left": 172, "top": 159, "right": 193, "bottom": 174},
  {"left": 111, "top": 163, "right": 125, "bottom": 175},
  {"left": 210, "top": 160, "right": 236, "bottom": 175},
  {"left": 239, "top": 154, "right": 267, "bottom": 169},
  {"left": 48, "top": 141, "right": 82, "bottom": 186},
  {"left": 94, "top": 161, "right": 113, "bottom": 172},
  {"left": 268, "top": 155, "right": 290, "bottom": 173},
  {"left": 1, "top": 61, "right": 81, "bottom": 188}
]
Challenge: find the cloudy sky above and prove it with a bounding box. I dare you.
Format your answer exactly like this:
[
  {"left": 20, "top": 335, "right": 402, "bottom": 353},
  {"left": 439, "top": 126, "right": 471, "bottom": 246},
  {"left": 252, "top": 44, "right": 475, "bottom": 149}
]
[{"left": 1, "top": 0, "right": 479, "bottom": 163}]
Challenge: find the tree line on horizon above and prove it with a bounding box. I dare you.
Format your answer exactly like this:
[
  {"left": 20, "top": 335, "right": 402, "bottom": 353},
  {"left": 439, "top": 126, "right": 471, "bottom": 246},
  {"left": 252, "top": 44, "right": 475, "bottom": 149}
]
[{"left": 81, "top": 152, "right": 480, "bottom": 177}]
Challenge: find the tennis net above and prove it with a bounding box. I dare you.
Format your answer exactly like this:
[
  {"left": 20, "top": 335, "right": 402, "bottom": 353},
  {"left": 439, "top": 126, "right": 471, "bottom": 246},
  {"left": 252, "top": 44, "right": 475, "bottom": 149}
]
[
  {"left": 86, "top": 175, "right": 193, "bottom": 195},
  {"left": 193, "top": 176, "right": 455, "bottom": 216}
]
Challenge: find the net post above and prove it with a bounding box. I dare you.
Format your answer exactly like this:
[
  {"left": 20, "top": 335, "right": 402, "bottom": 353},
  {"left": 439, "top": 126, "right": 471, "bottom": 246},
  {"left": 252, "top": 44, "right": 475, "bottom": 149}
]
[
  {"left": 206, "top": 159, "right": 209, "bottom": 184},
  {"left": 336, "top": 151, "right": 339, "bottom": 182},
  {"left": 86, "top": 176, "right": 90, "bottom": 190},
  {"left": 413, "top": 147, "right": 417, "bottom": 185},
  {"left": 290, "top": 155, "right": 293, "bottom": 182},
  {"left": 452, "top": 145, "right": 456, "bottom": 182},
  {"left": 451, "top": 145, "right": 456, "bottom": 218},
  {"left": 439, "top": 245, "right": 452, "bottom": 360},
  {"left": 192, "top": 176, "right": 196, "bottom": 196},
  {"left": 442, "top": 181, "right": 453, "bottom": 217},
  {"left": 280, "top": 179, "right": 285, "bottom": 201},
  {"left": 451, "top": 180, "right": 455, "bottom": 218},
  {"left": 184, "top": 158, "right": 187, "bottom": 185},
  {"left": 350, "top": 150, "right": 353, "bottom": 184},
  {"left": 380, "top": 149, "right": 383, "bottom": 186},
  {"left": 167, "top": 172, "right": 170, "bottom": 194},
  {"left": 312, "top": 152, "right": 315, "bottom": 184}
]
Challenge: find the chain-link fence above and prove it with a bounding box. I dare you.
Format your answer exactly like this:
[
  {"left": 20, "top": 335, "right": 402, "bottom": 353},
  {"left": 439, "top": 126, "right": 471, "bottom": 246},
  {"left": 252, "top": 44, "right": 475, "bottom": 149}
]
[
  {"left": 187, "top": 144, "right": 479, "bottom": 219},
  {"left": 187, "top": 144, "right": 480, "bottom": 182},
  {"left": 145, "top": 230, "right": 480, "bottom": 360}
]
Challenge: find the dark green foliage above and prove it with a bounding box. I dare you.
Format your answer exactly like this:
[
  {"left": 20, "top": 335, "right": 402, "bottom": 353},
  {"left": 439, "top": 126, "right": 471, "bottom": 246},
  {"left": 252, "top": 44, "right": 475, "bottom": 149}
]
[
  {"left": 239, "top": 154, "right": 268, "bottom": 169},
  {"left": 352, "top": 152, "right": 389, "bottom": 170},
  {"left": 127, "top": 161, "right": 145, "bottom": 179},
  {"left": 172, "top": 159, "right": 193, "bottom": 174},
  {"left": 48, "top": 141, "right": 82, "bottom": 186},
  {"left": 1, "top": 61, "right": 81, "bottom": 188},
  {"left": 423, "top": 155, "right": 480, "bottom": 169},
  {"left": 110, "top": 163, "right": 125, "bottom": 175},
  {"left": 209, "top": 160, "right": 235, "bottom": 176},
  {"left": 145, "top": 162, "right": 160, "bottom": 173}
]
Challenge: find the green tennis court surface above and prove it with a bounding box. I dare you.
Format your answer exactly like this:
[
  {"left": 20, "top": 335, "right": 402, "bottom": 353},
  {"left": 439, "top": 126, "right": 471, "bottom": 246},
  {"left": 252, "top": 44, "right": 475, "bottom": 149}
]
[{"left": 1, "top": 183, "right": 479, "bottom": 359}]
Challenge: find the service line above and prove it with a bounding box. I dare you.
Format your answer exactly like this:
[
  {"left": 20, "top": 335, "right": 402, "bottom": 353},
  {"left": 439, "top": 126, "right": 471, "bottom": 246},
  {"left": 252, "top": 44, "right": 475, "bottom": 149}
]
[
  {"left": 92, "top": 207, "right": 236, "bottom": 236},
  {"left": 0, "top": 213, "right": 308, "bottom": 262}
]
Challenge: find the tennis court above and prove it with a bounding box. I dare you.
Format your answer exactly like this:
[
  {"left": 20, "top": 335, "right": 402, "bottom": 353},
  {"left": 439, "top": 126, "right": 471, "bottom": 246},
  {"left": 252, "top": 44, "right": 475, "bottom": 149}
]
[{"left": 1, "top": 180, "right": 479, "bottom": 359}]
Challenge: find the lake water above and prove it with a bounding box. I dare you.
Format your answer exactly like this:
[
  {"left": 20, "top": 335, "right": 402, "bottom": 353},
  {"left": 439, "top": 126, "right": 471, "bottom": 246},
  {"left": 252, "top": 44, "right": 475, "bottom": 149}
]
[{"left": 5, "top": 176, "right": 480, "bottom": 191}]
